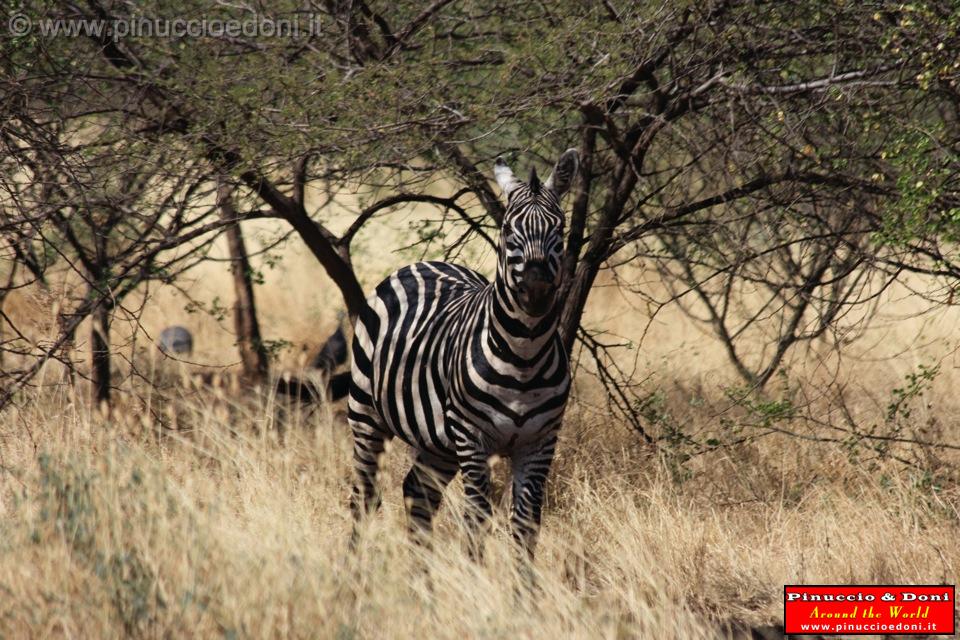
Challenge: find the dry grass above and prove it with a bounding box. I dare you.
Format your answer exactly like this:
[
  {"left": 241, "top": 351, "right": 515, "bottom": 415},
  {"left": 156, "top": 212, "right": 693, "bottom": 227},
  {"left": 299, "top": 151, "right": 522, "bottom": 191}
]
[{"left": 0, "top": 371, "right": 957, "bottom": 639}]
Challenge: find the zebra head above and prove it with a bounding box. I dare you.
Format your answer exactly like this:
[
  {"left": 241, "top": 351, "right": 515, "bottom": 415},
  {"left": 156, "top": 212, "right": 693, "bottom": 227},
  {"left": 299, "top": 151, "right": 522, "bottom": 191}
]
[{"left": 494, "top": 148, "right": 579, "bottom": 317}]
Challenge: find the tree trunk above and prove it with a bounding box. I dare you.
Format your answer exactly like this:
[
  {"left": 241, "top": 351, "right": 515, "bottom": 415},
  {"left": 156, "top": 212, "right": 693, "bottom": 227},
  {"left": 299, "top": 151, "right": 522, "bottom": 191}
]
[
  {"left": 90, "top": 302, "right": 111, "bottom": 409},
  {"left": 280, "top": 207, "right": 367, "bottom": 321},
  {"left": 220, "top": 184, "right": 269, "bottom": 384},
  {"left": 559, "top": 151, "right": 642, "bottom": 355},
  {"left": 559, "top": 262, "right": 597, "bottom": 354}
]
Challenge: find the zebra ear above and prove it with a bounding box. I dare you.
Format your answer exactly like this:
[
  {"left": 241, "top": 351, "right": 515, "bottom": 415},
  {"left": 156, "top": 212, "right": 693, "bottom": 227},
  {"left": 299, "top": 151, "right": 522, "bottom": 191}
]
[
  {"left": 494, "top": 157, "right": 521, "bottom": 197},
  {"left": 545, "top": 148, "right": 579, "bottom": 197}
]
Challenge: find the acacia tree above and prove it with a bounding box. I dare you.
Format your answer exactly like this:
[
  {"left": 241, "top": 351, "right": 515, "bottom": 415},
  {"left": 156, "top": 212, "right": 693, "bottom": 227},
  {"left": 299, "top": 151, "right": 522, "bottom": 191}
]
[
  {"left": 5, "top": 0, "right": 958, "bottom": 427},
  {"left": 0, "top": 110, "right": 242, "bottom": 407}
]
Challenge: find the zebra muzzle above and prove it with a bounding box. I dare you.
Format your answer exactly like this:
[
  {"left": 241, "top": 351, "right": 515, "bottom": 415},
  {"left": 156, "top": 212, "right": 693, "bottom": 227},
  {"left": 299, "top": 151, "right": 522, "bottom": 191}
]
[{"left": 517, "top": 262, "right": 556, "bottom": 316}]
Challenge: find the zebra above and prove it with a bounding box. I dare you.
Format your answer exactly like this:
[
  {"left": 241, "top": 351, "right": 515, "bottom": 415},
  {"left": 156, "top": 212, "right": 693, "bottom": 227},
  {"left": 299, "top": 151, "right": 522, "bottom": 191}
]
[{"left": 348, "top": 148, "right": 579, "bottom": 559}]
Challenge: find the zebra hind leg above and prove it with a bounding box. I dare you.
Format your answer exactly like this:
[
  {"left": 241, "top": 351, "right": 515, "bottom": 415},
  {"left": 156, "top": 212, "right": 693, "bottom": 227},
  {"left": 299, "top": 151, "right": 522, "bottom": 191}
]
[{"left": 402, "top": 453, "right": 457, "bottom": 548}]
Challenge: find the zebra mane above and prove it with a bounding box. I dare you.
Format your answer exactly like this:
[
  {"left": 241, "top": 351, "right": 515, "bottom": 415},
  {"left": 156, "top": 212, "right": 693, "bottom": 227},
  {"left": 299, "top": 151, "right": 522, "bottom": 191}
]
[{"left": 528, "top": 167, "right": 540, "bottom": 195}]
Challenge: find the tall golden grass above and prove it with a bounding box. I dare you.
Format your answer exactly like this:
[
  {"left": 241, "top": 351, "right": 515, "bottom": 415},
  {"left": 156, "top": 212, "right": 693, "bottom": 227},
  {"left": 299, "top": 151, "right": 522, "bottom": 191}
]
[{"left": 0, "top": 367, "right": 956, "bottom": 638}]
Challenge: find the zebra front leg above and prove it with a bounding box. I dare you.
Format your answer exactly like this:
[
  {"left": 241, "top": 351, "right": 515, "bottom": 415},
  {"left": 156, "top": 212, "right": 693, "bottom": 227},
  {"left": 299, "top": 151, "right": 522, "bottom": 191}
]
[
  {"left": 348, "top": 413, "right": 388, "bottom": 548},
  {"left": 510, "top": 436, "right": 558, "bottom": 560},
  {"left": 455, "top": 444, "right": 493, "bottom": 560},
  {"left": 402, "top": 452, "right": 457, "bottom": 547}
]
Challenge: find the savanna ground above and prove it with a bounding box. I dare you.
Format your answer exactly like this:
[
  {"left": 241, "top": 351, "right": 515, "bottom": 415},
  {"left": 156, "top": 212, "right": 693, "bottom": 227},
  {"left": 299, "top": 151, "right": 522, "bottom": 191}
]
[{"left": 1, "top": 221, "right": 959, "bottom": 639}]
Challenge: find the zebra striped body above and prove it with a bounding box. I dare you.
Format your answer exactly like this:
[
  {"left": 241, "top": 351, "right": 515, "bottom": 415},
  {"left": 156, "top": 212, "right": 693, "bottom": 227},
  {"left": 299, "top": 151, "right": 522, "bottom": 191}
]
[{"left": 348, "top": 149, "right": 579, "bottom": 557}]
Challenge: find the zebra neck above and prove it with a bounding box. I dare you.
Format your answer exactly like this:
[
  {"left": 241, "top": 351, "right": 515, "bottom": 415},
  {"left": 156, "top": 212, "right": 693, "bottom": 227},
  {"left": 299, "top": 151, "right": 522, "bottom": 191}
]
[{"left": 484, "top": 281, "right": 558, "bottom": 362}]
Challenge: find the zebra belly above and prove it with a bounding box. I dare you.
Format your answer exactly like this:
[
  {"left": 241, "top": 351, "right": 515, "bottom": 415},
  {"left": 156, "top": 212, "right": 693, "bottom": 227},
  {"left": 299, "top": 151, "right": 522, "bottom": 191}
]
[{"left": 381, "top": 370, "right": 454, "bottom": 455}]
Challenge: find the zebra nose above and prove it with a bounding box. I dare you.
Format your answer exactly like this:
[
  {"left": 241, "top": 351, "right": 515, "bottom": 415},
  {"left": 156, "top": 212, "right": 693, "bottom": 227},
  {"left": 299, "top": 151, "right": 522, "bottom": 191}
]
[
  {"left": 518, "top": 262, "right": 556, "bottom": 315},
  {"left": 522, "top": 261, "right": 552, "bottom": 286}
]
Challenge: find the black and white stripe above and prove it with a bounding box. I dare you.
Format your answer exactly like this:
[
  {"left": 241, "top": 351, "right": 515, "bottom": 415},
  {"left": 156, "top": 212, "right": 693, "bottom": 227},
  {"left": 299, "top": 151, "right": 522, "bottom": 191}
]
[{"left": 348, "top": 149, "right": 580, "bottom": 557}]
